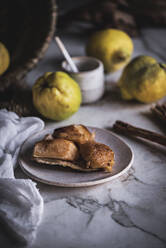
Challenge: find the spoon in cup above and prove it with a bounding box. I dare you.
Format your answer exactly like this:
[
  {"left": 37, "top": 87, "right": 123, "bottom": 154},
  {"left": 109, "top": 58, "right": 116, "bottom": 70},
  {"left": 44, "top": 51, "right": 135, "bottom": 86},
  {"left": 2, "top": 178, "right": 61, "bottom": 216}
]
[{"left": 54, "top": 36, "right": 79, "bottom": 73}]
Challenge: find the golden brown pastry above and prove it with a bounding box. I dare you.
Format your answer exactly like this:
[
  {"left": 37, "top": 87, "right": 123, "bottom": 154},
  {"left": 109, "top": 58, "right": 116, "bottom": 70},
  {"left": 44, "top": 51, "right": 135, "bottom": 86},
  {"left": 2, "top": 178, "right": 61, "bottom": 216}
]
[
  {"left": 53, "top": 124, "right": 95, "bottom": 145},
  {"left": 79, "top": 142, "right": 114, "bottom": 172},
  {"left": 33, "top": 138, "right": 79, "bottom": 161},
  {"left": 33, "top": 125, "right": 115, "bottom": 173}
]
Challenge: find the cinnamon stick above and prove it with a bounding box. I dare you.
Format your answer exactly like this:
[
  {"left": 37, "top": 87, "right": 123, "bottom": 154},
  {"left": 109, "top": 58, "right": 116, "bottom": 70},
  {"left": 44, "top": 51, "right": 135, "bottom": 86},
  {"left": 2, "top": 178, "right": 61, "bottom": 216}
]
[
  {"left": 113, "top": 121, "right": 166, "bottom": 146},
  {"left": 151, "top": 104, "right": 166, "bottom": 122}
]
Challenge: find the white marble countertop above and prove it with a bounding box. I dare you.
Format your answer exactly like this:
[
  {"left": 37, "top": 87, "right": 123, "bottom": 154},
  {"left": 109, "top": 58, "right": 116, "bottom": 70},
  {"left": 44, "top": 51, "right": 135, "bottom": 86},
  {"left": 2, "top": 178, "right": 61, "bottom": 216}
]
[{"left": 4, "top": 29, "right": 166, "bottom": 248}]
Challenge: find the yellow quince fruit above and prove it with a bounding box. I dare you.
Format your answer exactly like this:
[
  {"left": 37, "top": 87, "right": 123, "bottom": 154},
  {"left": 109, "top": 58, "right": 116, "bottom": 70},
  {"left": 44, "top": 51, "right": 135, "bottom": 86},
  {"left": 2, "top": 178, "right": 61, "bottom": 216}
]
[
  {"left": 86, "top": 29, "right": 133, "bottom": 72},
  {"left": 118, "top": 55, "right": 166, "bottom": 103},
  {"left": 0, "top": 42, "right": 10, "bottom": 75},
  {"left": 32, "top": 72, "right": 82, "bottom": 121}
]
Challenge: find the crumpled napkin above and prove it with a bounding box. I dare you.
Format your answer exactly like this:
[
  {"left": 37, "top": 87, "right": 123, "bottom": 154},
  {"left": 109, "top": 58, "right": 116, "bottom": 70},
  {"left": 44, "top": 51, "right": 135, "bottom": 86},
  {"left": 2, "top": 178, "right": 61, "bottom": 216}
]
[{"left": 0, "top": 109, "right": 44, "bottom": 246}]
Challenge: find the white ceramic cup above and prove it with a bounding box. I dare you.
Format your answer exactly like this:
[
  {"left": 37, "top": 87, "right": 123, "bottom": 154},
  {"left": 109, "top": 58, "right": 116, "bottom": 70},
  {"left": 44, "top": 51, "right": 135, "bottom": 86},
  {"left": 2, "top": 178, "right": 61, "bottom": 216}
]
[{"left": 62, "top": 56, "right": 104, "bottom": 104}]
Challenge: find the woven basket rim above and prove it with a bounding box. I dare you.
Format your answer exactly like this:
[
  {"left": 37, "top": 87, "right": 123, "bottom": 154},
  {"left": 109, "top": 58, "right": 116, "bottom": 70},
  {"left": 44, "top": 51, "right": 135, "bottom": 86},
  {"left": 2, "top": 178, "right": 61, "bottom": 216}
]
[{"left": 2, "top": 0, "right": 57, "bottom": 81}]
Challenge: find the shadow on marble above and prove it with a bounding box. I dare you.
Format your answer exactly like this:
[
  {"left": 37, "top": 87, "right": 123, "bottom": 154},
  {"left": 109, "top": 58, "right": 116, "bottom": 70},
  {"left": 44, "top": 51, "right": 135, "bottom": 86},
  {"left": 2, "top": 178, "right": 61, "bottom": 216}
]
[
  {"left": 0, "top": 226, "right": 25, "bottom": 248},
  {"left": 94, "top": 84, "right": 144, "bottom": 109},
  {"left": 34, "top": 57, "right": 62, "bottom": 72},
  {"left": 141, "top": 29, "right": 166, "bottom": 62},
  {"left": 141, "top": 111, "right": 166, "bottom": 136}
]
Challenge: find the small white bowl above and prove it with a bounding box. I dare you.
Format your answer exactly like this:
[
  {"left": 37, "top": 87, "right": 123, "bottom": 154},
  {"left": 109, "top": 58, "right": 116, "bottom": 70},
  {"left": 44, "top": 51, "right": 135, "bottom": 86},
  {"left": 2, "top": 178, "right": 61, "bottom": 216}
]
[{"left": 62, "top": 56, "right": 105, "bottom": 104}]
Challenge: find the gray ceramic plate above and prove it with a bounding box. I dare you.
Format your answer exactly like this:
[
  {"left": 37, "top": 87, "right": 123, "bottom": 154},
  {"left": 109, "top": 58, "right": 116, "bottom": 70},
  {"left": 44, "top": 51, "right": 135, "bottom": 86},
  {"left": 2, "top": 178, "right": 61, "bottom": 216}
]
[{"left": 19, "top": 127, "right": 134, "bottom": 187}]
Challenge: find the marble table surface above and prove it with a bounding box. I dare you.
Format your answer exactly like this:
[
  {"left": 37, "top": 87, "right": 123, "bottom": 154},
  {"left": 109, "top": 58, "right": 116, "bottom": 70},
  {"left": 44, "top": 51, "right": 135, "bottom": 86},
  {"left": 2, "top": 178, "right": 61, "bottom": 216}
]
[{"left": 5, "top": 28, "right": 166, "bottom": 248}]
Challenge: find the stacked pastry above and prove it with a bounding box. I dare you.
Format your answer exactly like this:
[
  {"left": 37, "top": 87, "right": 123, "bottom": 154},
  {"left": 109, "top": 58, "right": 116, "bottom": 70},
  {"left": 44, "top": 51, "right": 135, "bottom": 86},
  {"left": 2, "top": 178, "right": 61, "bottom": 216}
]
[{"left": 33, "top": 125, "right": 114, "bottom": 172}]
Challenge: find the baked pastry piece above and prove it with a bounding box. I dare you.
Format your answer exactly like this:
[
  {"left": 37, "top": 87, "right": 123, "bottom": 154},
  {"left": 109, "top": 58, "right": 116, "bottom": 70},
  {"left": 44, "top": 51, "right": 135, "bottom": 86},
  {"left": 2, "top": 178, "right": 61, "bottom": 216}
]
[
  {"left": 33, "top": 137, "right": 79, "bottom": 161},
  {"left": 53, "top": 124, "right": 95, "bottom": 145},
  {"left": 33, "top": 125, "right": 115, "bottom": 173},
  {"left": 80, "top": 142, "right": 114, "bottom": 172}
]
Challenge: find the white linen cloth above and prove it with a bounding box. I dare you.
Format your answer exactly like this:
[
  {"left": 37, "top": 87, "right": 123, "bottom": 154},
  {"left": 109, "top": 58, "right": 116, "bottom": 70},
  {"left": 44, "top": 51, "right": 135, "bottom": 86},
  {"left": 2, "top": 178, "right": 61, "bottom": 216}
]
[{"left": 0, "top": 109, "right": 44, "bottom": 245}]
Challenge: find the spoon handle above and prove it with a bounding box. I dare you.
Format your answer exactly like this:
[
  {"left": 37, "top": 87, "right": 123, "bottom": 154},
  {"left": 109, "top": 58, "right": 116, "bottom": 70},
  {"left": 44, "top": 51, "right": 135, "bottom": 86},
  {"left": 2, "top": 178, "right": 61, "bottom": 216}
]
[{"left": 55, "top": 36, "right": 79, "bottom": 73}]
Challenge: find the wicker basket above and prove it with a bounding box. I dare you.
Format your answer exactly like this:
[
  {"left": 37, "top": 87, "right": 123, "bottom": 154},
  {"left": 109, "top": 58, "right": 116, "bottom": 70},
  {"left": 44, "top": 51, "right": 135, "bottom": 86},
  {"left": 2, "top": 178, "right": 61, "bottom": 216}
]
[{"left": 0, "top": 0, "right": 56, "bottom": 116}]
